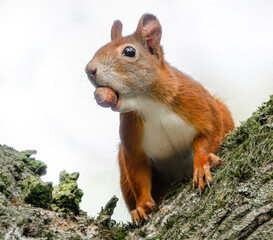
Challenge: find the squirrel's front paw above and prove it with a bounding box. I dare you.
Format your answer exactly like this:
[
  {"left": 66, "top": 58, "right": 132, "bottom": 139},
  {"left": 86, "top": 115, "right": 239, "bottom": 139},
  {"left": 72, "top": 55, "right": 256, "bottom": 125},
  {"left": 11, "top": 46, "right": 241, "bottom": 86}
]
[
  {"left": 193, "top": 153, "right": 224, "bottom": 194},
  {"left": 131, "top": 201, "right": 158, "bottom": 225}
]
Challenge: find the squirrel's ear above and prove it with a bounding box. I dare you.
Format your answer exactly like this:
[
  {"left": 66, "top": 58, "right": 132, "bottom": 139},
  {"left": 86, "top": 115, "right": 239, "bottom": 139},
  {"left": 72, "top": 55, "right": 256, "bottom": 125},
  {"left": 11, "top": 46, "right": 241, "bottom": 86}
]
[
  {"left": 111, "top": 20, "right": 123, "bottom": 41},
  {"left": 135, "top": 14, "right": 162, "bottom": 52}
]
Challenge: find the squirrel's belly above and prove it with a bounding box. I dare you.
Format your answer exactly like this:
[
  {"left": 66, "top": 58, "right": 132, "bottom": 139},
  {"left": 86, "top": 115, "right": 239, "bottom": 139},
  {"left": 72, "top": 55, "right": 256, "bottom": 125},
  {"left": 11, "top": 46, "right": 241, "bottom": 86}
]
[
  {"left": 141, "top": 103, "right": 195, "bottom": 181},
  {"left": 142, "top": 103, "right": 195, "bottom": 161},
  {"left": 151, "top": 147, "right": 194, "bottom": 181},
  {"left": 129, "top": 97, "right": 196, "bottom": 180}
]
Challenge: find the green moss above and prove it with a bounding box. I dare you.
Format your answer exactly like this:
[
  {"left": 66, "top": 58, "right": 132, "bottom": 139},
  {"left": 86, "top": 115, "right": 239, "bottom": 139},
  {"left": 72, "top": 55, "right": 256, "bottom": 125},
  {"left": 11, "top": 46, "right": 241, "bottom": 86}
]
[
  {"left": 25, "top": 159, "right": 47, "bottom": 176},
  {"left": 97, "top": 196, "right": 118, "bottom": 227},
  {"left": 0, "top": 145, "right": 15, "bottom": 157},
  {"left": 163, "top": 182, "right": 183, "bottom": 201},
  {"left": 217, "top": 95, "right": 273, "bottom": 184},
  {"left": 22, "top": 177, "right": 53, "bottom": 208},
  {"left": 40, "top": 231, "right": 56, "bottom": 240},
  {"left": 60, "top": 171, "right": 80, "bottom": 182},
  {"left": 16, "top": 151, "right": 47, "bottom": 177},
  {"left": 0, "top": 180, "right": 7, "bottom": 193},
  {"left": 95, "top": 196, "right": 134, "bottom": 239},
  {"left": 85, "top": 216, "right": 95, "bottom": 225},
  {"left": 13, "top": 160, "right": 25, "bottom": 175},
  {"left": 140, "top": 214, "right": 182, "bottom": 240},
  {"left": 21, "top": 150, "right": 37, "bottom": 158},
  {"left": 138, "top": 228, "right": 147, "bottom": 237},
  {"left": 0, "top": 181, "right": 5, "bottom": 193},
  {"left": 262, "top": 171, "right": 273, "bottom": 182},
  {"left": 0, "top": 173, "right": 12, "bottom": 188},
  {"left": 14, "top": 150, "right": 47, "bottom": 177},
  {"left": 51, "top": 171, "right": 83, "bottom": 215},
  {"left": 0, "top": 173, "right": 12, "bottom": 198},
  {"left": 0, "top": 206, "right": 6, "bottom": 216},
  {"left": 164, "top": 216, "right": 178, "bottom": 229},
  {"left": 104, "top": 222, "right": 134, "bottom": 240},
  {"left": 2, "top": 189, "right": 11, "bottom": 198}
]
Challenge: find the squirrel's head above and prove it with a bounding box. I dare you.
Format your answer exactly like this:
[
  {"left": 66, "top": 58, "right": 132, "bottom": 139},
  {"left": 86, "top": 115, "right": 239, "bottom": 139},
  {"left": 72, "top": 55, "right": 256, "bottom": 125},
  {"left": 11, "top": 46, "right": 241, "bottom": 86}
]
[{"left": 86, "top": 14, "right": 175, "bottom": 112}]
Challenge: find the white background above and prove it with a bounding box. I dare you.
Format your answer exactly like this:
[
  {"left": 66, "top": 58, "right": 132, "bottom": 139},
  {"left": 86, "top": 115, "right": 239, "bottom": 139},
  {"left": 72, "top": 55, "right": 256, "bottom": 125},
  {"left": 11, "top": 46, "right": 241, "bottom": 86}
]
[{"left": 0, "top": 0, "right": 272, "bottom": 222}]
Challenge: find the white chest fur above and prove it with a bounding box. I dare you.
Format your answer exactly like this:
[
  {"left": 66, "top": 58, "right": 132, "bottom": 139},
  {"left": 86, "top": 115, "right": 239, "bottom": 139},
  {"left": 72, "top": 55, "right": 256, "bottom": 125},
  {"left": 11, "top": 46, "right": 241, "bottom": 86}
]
[{"left": 135, "top": 98, "right": 195, "bottom": 160}]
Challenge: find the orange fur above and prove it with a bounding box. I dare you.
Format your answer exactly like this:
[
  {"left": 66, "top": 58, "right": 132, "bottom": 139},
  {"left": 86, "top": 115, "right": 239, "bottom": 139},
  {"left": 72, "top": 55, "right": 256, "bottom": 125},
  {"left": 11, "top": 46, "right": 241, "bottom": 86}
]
[{"left": 86, "top": 13, "right": 235, "bottom": 224}]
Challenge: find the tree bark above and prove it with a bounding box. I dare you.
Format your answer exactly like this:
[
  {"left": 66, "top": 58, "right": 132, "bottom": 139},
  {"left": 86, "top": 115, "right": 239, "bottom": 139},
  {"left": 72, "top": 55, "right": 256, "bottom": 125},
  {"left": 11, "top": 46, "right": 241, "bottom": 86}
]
[{"left": 0, "top": 96, "right": 272, "bottom": 240}]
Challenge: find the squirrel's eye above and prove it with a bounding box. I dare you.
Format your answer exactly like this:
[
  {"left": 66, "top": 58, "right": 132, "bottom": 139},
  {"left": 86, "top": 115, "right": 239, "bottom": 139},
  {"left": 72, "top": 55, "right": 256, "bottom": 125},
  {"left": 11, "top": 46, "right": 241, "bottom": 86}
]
[{"left": 122, "top": 46, "right": 136, "bottom": 58}]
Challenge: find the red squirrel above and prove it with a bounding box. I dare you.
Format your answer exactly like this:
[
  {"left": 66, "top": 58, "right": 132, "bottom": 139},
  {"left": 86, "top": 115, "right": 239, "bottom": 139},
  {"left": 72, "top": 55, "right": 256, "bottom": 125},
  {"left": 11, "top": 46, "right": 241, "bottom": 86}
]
[{"left": 85, "top": 14, "right": 235, "bottom": 225}]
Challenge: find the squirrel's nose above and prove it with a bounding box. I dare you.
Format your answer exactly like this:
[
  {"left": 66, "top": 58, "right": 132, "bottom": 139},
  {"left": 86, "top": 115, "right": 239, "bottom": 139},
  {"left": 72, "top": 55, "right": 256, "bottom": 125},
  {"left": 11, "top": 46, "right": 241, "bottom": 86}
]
[
  {"left": 85, "top": 64, "right": 98, "bottom": 85},
  {"left": 85, "top": 66, "right": 97, "bottom": 77},
  {"left": 88, "top": 69, "right": 97, "bottom": 78}
]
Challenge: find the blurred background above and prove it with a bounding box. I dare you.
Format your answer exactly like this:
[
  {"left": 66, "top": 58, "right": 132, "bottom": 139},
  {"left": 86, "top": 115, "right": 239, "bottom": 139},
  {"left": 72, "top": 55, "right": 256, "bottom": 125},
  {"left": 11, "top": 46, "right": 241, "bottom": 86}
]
[{"left": 0, "top": 0, "right": 272, "bottom": 222}]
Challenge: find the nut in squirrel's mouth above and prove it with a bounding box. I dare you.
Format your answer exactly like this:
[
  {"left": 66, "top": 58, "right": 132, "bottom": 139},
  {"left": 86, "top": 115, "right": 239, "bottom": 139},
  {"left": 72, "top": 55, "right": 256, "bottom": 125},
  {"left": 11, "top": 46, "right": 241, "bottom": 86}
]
[
  {"left": 94, "top": 85, "right": 122, "bottom": 110},
  {"left": 104, "top": 86, "right": 120, "bottom": 103},
  {"left": 111, "top": 89, "right": 122, "bottom": 111}
]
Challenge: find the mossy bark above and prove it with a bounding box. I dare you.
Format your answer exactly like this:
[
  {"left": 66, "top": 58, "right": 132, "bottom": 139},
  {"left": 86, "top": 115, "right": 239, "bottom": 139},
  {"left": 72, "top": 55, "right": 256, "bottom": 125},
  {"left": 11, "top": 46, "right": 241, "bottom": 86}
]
[
  {"left": 0, "top": 96, "right": 272, "bottom": 239},
  {"left": 51, "top": 171, "right": 84, "bottom": 215}
]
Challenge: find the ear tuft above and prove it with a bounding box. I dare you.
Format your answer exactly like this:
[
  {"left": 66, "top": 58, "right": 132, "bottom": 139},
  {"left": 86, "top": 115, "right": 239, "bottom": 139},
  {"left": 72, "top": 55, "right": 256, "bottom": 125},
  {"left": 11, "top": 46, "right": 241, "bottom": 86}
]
[
  {"left": 111, "top": 20, "right": 123, "bottom": 41},
  {"left": 143, "top": 14, "right": 157, "bottom": 27},
  {"left": 135, "top": 14, "right": 162, "bottom": 52}
]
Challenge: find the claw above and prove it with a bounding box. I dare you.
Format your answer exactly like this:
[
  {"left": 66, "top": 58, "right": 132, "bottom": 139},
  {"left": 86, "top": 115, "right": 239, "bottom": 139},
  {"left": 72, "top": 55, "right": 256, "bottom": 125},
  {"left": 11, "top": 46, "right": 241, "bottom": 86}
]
[
  {"left": 218, "top": 159, "right": 225, "bottom": 165},
  {"left": 146, "top": 202, "right": 158, "bottom": 212},
  {"left": 193, "top": 181, "right": 197, "bottom": 189},
  {"left": 198, "top": 186, "right": 202, "bottom": 196},
  {"left": 193, "top": 153, "right": 224, "bottom": 193},
  {"left": 137, "top": 207, "right": 149, "bottom": 221},
  {"left": 131, "top": 209, "right": 141, "bottom": 226},
  {"left": 208, "top": 153, "right": 225, "bottom": 167},
  {"left": 193, "top": 169, "right": 199, "bottom": 188},
  {"left": 134, "top": 219, "right": 140, "bottom": 226},
  {"left": 131, "top": 201, "right": 157, "bottom": 225},
  {"left": 206, "top": 179, "right": 211, "bottom": 188},
  {"left": 204, "top": 166, "right": 213, "bottom": 187}
]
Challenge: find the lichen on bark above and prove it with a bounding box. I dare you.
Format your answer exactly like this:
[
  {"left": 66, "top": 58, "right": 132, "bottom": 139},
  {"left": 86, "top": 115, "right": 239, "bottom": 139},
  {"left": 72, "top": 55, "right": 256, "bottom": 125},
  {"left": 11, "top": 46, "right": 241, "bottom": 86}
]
[
  {"left": 22, "top": 176, "right": 53, "bottom": 208},
  {"left": 51, "top": 170, "right": 84, "bottom": 215}
]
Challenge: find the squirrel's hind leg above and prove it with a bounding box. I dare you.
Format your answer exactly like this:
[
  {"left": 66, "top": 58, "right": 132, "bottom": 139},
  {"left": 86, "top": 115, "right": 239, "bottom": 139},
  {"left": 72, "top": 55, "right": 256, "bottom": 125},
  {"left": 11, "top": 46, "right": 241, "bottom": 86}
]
[
  {"left": 118, "top": 144, "right": 157, "bottom": 225},
  {"left": 119, "top": 144, "right": 136, "bottom": 211}
]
